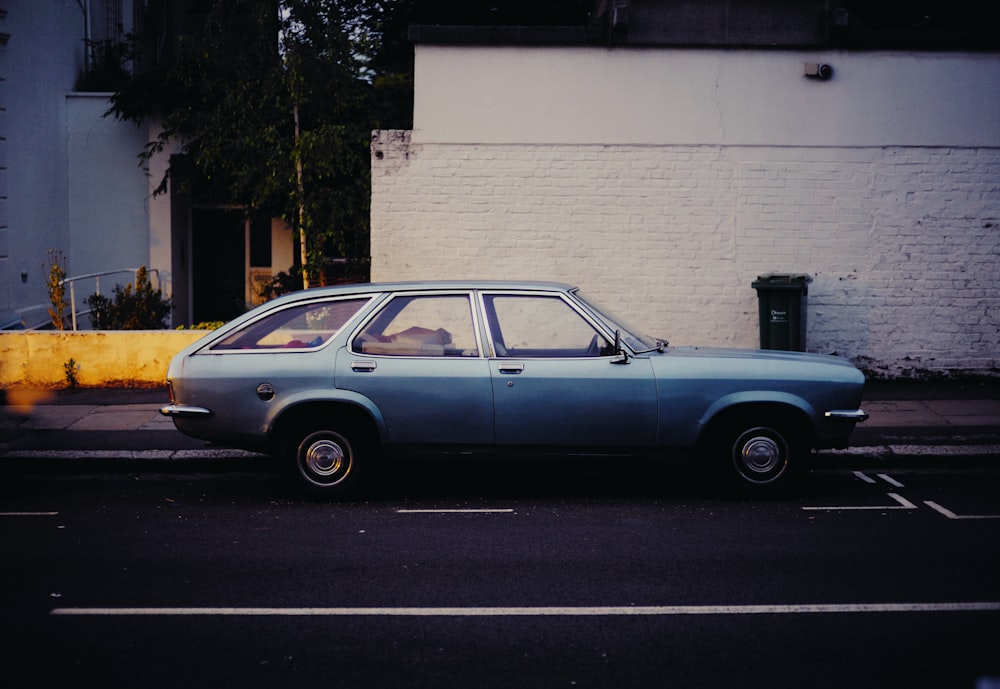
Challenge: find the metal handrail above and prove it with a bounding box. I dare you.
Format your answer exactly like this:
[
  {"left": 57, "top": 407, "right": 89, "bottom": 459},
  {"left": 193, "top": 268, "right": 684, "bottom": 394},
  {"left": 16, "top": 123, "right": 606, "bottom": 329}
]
[{"left": 59, "top": 268, "right": 161, "bottom": 331}]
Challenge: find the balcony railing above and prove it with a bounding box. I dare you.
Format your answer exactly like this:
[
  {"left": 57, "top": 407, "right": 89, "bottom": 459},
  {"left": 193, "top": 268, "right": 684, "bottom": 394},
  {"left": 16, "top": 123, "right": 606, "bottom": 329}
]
[{"left": 18, "top": 269, "right": 162, "bottom": 331}]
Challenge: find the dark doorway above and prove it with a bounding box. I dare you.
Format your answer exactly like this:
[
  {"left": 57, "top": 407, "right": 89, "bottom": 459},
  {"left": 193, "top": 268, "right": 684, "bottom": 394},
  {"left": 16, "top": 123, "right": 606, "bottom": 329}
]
[{"left": 192, "top": 208, "right": 246, "bottom": 324}]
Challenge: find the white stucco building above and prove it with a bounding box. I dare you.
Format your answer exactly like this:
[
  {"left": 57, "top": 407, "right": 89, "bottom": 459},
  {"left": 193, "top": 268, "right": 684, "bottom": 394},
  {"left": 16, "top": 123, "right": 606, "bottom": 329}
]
[
  {"left": 371, "top": 3, "right": 1000, "bottom": 377},
  {"left": 0, "top": 0, "right": 293, "bottom": 329}
]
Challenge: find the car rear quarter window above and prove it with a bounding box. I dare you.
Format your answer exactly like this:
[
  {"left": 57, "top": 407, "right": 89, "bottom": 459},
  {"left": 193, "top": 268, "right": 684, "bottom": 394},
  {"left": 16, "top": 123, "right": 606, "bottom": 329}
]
[{"left": 209, "top": 297, "right": 371, "bottom": 351}]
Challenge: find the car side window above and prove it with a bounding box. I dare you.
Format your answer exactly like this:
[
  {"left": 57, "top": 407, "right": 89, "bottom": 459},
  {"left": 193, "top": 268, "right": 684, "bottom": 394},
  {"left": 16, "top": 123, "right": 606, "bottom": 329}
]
[
  {"left": 484, "top": 294, "right": 612, "bottom": 358},
  {"left": 210, "top": 298, "right": 370, "bottom": 351},
  {"left": 353, "top": 295, "right": 479, "bottom": 357}
]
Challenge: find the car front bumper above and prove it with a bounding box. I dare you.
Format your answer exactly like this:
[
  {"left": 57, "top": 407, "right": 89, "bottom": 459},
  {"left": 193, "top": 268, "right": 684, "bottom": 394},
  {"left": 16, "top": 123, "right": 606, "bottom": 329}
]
[{"left": 824, "top": 409, "right": 870, "bottom": 422}]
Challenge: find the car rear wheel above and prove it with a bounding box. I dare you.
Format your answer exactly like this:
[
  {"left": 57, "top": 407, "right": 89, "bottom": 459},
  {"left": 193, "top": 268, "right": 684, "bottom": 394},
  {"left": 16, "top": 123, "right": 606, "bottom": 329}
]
[
  {"left": 284, "top": 423, "right": 365, "bottom": 499},
  {"left": 716, "top": 419, "right": 802, "bottom": 495}
]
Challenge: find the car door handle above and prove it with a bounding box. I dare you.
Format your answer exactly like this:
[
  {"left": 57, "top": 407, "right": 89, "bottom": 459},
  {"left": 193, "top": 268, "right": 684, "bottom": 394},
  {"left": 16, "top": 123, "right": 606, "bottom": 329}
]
[
  {"left": 498, "top": 363, "right": 524, "bottom": 374},
  {"left": 351, "top": 360, "right": 377, "bottom": 372}
]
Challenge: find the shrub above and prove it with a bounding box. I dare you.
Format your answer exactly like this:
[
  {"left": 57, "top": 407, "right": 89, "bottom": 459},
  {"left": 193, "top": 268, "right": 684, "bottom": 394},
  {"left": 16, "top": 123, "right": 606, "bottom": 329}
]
[
  {"left": 86, "top": 267, "right": 172, "bottom": 330},
  {"left": 176, "top": 321, "right": 225, "bottom": 331}
]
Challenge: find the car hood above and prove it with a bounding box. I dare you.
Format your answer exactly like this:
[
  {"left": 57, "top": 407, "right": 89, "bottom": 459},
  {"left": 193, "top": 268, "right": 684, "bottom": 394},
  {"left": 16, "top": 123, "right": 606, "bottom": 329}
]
[
  {"left": 646, "top": 346, "right": 866, "bottom": 386},
  {"left": 659, "top": 346, "right": 858, "bottom": 367}
]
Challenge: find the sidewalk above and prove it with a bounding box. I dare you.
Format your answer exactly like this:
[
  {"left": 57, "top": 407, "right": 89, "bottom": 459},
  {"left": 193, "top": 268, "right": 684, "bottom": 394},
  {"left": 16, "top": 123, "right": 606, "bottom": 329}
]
[
  {"left": 0, "top": 388, "right": 270, "bottom": 470},
  {"left": 1, "top": 382, "right": 999, "bottom": 468}
]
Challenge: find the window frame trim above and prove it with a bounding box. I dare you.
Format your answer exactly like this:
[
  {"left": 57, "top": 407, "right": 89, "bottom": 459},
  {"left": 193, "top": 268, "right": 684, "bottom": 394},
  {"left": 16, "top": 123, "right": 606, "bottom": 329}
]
[
  {"left": 476, "top": 289, "right": 619, "bottom": 360},
  {"left": 196, "top": 294, "right": 378, "bottom": 355},
  {"left": 347, "top": 290, "right": 487, "bottom": 359}
]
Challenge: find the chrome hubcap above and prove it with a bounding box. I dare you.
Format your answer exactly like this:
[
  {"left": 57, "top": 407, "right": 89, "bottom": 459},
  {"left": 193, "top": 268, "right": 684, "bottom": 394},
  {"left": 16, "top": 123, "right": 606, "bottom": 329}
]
[
  {"left": 734, "top": 428, "right": 787, "bottom": 483},
  {"left": 741, "top": 436, "right": 781, "bottom": 473},
  {"left": 304, "top": 438, "right": 347, "bottom": 478}
]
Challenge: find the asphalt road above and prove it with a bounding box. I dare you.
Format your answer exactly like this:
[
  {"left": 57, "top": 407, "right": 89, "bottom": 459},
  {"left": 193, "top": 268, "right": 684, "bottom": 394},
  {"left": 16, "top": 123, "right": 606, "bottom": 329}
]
[{"left": 2, "top": 464, "right": 999, "bottom": 689}]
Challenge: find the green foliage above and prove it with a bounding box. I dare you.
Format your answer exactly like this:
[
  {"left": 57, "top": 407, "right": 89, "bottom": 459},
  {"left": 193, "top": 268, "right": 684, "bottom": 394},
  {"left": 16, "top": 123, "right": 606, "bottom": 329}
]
[
  {"left": 107, "top": 0, "right": 415, "bottom": 279},
  {"left": 46, "top": 249, "right": 68, "bottom": 330},
  {"left": 63, "top": 359, "right": 80, "bottom": 388},
  {"left": 256, "top": 270, "right": 301, "bottom": 302},
  {"left": 77, "top": 37, "right": 139, "bottom": 92},
  {"left": 176, "top": 321, "right": 226, "bottom": 331},
  {"left": 85, "top": 267, "right": 172, "bottom": 330}
]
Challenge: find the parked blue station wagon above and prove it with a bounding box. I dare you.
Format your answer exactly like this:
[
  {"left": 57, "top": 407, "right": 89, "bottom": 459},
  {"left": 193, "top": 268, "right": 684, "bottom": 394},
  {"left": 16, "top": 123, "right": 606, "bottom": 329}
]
[{"left": 161, "top": 281, "right": 868, "bottom": 498}]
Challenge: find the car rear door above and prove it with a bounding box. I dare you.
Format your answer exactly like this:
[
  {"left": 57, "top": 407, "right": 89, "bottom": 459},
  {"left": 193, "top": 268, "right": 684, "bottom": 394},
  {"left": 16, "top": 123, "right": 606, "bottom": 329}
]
[{"left": 336, "top": 292, "right": 494, "bottom": 447}]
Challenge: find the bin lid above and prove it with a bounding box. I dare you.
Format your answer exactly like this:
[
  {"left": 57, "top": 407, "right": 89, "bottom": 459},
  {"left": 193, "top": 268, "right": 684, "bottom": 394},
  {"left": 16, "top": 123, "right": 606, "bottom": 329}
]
[
  {"left": 755, "top": 272, "right": 812, "bottom": 283},
  {"left": 751, "top": 273, "right": 812, "bottom": 290}
]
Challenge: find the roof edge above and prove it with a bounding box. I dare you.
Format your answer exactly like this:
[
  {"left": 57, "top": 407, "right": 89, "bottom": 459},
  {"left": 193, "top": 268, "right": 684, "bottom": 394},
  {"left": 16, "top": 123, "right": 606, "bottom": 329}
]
[{"left": 408, "top": 24, "right": 596, "bottom": 46}]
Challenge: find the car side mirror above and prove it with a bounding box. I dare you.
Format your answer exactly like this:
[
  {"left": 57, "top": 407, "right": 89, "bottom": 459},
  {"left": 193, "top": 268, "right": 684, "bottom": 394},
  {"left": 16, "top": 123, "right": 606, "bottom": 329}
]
[{"left": 611, "top": 330, "right": 630, "bottom": 365}]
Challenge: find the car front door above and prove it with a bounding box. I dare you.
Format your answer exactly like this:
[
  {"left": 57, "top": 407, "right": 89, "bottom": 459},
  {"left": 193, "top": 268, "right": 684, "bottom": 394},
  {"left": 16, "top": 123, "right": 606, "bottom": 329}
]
[
  {"left": 481, "top": 292, "right": 658, "bottom": 449},
  {"left": 336, "top": 292, "right": 494, "bottom": 447}
]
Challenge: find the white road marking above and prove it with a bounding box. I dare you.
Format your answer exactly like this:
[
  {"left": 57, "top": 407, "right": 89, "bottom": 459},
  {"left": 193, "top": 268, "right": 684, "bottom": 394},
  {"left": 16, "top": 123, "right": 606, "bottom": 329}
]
[
  {"left": 802, "top": 492, "right": 918, "bottom": 512},
  {"left": 853, "top": 471, "right": 877, "bottom": 484},
  {"left": 877, "top": 473, "right": 905, "bottom": 488},
  {"left": 0, "top": 512, "right": 59, "bottom": 516},
  {"left": 924, "top": 501, "right": 1000, "bottom": 520},
  {"left": 397, "top": 509, "right": 514, "bottom": 514},
  {"left": 50, "top": 602, "right": 1000, "bottom": 617}
]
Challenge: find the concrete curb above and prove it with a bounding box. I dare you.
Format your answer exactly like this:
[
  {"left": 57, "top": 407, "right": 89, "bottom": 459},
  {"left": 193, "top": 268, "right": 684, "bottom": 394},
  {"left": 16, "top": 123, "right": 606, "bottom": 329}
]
[
  {"left": 820, "top": 444, "right": 1000, "bottom": 461},
  {"left": 1, "top": 449, "right": 268, "bottom": 460},
  {"left": 2, "top": 444, "right": 997, "bottom": 474}
]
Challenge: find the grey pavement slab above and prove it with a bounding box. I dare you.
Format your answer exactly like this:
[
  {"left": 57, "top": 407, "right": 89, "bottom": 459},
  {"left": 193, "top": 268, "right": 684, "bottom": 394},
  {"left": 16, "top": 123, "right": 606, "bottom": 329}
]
[
  {"left": 17, "top": 404, "right": 163, "bottom": 431},
  {"left": 862, "top": 400, "right": 1000, "bottom": 428}
]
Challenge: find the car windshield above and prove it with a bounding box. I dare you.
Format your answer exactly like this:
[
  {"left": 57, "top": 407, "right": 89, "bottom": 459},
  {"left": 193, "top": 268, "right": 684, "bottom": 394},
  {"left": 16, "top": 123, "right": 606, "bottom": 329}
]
[{"left": 572, "top": 290, "right": 662, "bottom": 352}]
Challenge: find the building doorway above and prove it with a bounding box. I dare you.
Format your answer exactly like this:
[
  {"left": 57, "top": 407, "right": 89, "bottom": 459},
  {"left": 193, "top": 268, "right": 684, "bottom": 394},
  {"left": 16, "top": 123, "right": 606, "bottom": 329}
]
[{"left": 191, "top": 208, "right": 246, "bottom": 324}]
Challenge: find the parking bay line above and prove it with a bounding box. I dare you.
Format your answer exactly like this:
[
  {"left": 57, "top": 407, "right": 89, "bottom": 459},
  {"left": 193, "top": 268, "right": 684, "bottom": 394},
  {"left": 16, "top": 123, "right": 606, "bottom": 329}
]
[
  {"left": 876, "top": 473, "right": 905, "bottom": 488},
  {"left": 924, "top": 501, "right": 1000, "bottom": 520},
  {"left": 50, "top": 602, "right": 1000, "bottom": 617},
  {"left": 802, "top": 492, "right": 918, "bottom": 512},
  {"left": 852, "top": 471, "right": 904, "bottom": 488}
]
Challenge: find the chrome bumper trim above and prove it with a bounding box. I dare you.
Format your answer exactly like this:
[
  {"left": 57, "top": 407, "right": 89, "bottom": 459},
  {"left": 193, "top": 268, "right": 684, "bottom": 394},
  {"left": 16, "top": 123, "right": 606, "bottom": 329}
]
[
  {"left": 824, "top": 409, "right": 869, "bottom": 423},
  {"left": 160, "top": 404, "right": 213, "bottom": 418}
]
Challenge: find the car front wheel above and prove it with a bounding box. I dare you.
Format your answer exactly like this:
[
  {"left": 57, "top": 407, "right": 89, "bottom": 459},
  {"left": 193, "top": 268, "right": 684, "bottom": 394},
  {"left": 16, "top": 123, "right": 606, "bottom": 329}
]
[
  {"left": 284, "top": 424, "right": 365, "bottom": 499},
  {"left": 717, "top": 420, "right": 801, "bottom": 494}
]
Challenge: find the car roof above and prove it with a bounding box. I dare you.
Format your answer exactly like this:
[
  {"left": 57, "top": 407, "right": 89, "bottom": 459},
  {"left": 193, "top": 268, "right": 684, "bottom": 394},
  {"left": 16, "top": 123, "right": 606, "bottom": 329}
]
[{"left": 268, "top": 280, "right": 578, "bottom": 305}]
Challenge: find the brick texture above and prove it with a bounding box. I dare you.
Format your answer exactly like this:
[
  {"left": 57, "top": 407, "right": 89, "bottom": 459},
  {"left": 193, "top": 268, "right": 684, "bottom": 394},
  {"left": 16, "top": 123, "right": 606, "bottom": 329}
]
[{"left": 371, "top": 131, "right": 999, "bottom": 377}]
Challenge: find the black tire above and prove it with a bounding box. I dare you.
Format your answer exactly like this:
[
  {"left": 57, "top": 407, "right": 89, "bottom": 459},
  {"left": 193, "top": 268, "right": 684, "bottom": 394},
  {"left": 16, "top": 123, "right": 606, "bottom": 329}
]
[
  {"left": 715, "top": 418, "right": 802, "bottom": 495},
  {"left": 283, "top": 422, "right": 366, "bottom": 499}
]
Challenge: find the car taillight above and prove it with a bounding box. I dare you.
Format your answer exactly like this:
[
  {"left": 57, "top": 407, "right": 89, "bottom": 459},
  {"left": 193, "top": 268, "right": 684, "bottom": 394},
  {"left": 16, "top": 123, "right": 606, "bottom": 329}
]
[{"left": 167, "top": 380, "right": 176, "bottom": 405}]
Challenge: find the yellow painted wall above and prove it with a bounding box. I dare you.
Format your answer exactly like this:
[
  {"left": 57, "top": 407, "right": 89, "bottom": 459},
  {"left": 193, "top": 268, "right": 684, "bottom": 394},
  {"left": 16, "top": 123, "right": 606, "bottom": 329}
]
[{"left": 0, "top": 331, "right": 209, "bottom": 388}]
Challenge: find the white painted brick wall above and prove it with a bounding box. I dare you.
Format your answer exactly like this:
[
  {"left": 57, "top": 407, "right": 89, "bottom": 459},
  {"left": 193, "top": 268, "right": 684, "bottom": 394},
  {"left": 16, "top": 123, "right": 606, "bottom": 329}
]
[{"left": 371, "top": 131, "right": 1000, "bottom": 377}]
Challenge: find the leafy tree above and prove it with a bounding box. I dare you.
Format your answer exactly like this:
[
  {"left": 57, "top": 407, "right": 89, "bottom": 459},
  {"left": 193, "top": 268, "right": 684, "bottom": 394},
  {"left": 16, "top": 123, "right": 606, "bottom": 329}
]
[
  {"left": 108, "top": 0, "right": 414, "bottom": 285},
  {"left": 106, "top": 1, "right": 594, "bottom": 285}
]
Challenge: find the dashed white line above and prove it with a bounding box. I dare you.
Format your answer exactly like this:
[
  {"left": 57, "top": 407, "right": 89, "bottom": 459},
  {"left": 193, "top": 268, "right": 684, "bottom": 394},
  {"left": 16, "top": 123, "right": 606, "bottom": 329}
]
[
  {"left": 397, "top": 509, "right": 514, "bottom": 514},
  {"left": 853, "top": 471, "right": 877, "bottom": 484},
  {"left": 0, "top": 512, "right": 59, "bottom": 517},
  {"left": 50, "top": 602, "right": 1000, "bottom": 617}
]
